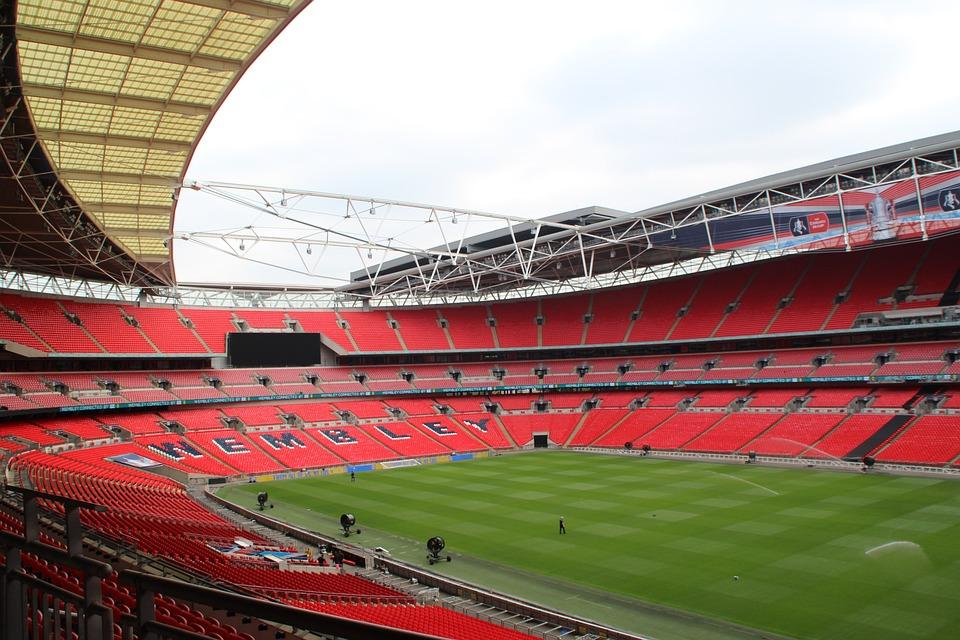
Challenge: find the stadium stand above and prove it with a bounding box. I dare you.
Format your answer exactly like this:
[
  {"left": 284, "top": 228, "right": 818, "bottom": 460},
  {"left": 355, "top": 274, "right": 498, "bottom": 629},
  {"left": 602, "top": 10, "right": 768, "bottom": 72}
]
[
  {"left": 636, "top": 412, "right": 724, "bottom": 449},
  {"left": 3, "top": 177, "right": 960, "bottom": 640},
  {"left": 875, "top": 415, "right": 960, "bottom": 465},
  {"left": 308, "top": 425, "right": 402, "bottom": 463},
  {"left": 627, "top": 279, "right": 696, "bottom": 342},
  {"left": 361, "top": 421, "right": 453, "bottom": 457},
  {"left": 178, "top": 308, "right": 237, "bottom": 354},
  {"left": 682, "top": 413, "right": 783, "bottom": 453},
  {"left": 280, "top": 402, "right": 341, "bottom": 423},
  {"left": 670, "top": 267, "right": 752, "bottom": 340},
  {"left": 744, "top": 413, "right": 847, "bottom": 456},
  {"left": 805, "top": 388, "right": 870, "bottom": 408},
  {"left": 802, "top": 414, "right": 892, "bottom": 459},
  {"left": 541, "top": 296, "right": 589, "bottom": 346},
  {"left": 407, "top": 416, "right": 488, "bottom": 452},
  {"left": 135, "top": 434, "right": 241, "bottom": 476},
  {"left": 121, "top": 305, "right": 208, "bottom": 353},
  {"left": 0, "top": 294, "right": 102, "bottom": 353},
  {"left": 292, "top": 311, "right": 354, "bottom": 351},
  {"left": 60, "top": 299, "right": 156, "bottom": 354},
  {"left": 491, "top": 302, "right": 539, "bottom": 348},
  {"left": 339, "top": 311, "right": 403, "bottom": 351},
  {"left": 593, "top": 409, "right": 676, "bottom": 447},
  {"left": 185, "top": 430, "right": 287, "bottom": 474},
  {"left": 452, "top": 413, "right": 513, "bottom": 448},
  {"left": 249, "top": 429, "right": 346, "bottom": 469},
  {"left": 498, "top": 413, "right": 583, "bottom": 446},
  {"left": 391, "top": 309, "right": 450, "bottom": 350},
  {"left": 441, "top": 306, "right": 496, "bottom": 350}
]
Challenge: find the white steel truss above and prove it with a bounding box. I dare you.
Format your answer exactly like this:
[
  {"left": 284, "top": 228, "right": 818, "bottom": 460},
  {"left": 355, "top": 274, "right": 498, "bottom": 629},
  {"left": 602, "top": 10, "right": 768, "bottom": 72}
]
[
  {"left": 173, "top": 132, "right": 960, "bottom": 304},
  {"left": 2, "top": 132, "right": 959, "bottom": 307}
]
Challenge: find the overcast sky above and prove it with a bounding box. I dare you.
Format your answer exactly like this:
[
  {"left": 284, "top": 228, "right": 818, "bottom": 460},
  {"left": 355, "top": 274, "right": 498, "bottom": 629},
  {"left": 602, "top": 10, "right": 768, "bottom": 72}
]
[{"left": 173, "top": 0, "right": 960, "bottom": 287}]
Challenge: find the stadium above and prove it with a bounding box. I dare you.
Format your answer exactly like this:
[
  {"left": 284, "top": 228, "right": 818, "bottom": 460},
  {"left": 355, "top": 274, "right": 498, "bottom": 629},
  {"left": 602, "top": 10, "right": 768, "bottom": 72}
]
[{"left": 0, "top": 2, "right": 958, "bottom": 640}]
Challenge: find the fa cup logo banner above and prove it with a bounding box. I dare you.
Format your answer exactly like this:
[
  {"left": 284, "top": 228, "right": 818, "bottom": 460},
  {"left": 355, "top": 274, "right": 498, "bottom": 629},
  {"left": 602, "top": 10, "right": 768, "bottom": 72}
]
[
  {"left": 940, "top": 188, "right": 960, "bottom": 212},
  {"left": 864, "top": 194, "right": 896, "bottom": 240}
]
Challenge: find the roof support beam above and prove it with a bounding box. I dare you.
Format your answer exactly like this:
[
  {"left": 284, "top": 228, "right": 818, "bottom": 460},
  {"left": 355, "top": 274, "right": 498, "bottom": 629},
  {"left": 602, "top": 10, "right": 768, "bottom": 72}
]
[
  {"left": 84, "top": 203, "right": 173, "bottom": 216},
  {"left": 37, "top": 129, "right": 193, "bottom": 153},
  {"left": 23, "top": 85, "right": 210, "bottom": 117},
  {"left": 102, "top": 227, "right": 170, "bottom": 238},
  {"left": 179, "top": 0, "right": 300, "bottom": 20},
  {"left": 57, "top": 170, "right": 176, "bottom": 187},
  {"left": 16, "top": 26, "right": 243, "bottom": 72}
]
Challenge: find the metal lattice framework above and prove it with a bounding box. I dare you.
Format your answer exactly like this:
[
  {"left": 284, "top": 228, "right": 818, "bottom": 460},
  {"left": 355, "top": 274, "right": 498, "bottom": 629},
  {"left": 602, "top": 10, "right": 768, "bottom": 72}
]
[
  {"left": 2, "top": 131, "right": 959, "bottom": 307},
  {"left": 167, "top": 130, "right": 960, "bottom": 305}
]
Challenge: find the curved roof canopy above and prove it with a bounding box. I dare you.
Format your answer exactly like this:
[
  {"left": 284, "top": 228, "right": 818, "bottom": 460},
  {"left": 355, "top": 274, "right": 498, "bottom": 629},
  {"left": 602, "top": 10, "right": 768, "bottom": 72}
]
[{"left": 11, "top": 0, "right": 309, "bottom": 284}]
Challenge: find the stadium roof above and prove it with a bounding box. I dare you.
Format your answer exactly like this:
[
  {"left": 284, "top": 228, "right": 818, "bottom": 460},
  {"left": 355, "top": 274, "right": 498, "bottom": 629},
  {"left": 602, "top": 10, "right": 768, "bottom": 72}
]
[{"left": 0, "top": 0, "right": 311, "bottom": 286}]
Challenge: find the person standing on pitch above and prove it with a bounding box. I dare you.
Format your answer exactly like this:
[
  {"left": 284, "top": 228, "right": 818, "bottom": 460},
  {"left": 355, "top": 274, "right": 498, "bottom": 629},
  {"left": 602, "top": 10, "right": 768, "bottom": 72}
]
[
  {"left": 350, "top": 471, "right": 356, "bottom": 482},
  {"left": 559, "top": 516, "right": 566, "bottom": 534}
]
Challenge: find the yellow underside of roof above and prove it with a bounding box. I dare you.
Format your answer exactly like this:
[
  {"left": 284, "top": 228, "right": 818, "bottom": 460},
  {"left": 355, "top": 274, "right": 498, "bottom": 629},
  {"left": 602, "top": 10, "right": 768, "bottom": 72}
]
[{"left": 15, "top": 0, "right": 305, "bottom": 264}]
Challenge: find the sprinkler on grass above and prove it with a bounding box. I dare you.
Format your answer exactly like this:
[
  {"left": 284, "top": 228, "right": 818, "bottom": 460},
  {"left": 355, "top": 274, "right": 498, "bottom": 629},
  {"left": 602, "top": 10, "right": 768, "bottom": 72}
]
[{"left": 427, "top": 536, "right": 451, "bottom": 565}]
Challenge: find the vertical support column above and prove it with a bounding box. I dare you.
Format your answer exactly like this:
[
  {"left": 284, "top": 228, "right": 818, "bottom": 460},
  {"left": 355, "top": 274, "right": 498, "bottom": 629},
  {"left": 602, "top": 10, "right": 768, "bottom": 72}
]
[
  {"left": 135, "top": 583, "right": 158, "bottom": 640},
  {"left": 835, "top": 176, "right": 851, "bottom": 250},
  {"left": 65, "top": 503, "right": 83, "bottom": 557},
  {"left": 702, "top": 207, "right": 715, "bottom": 254},
  {"left": 766, "top": 191, "right": 780, "bottom": 250},
  {"left": 2, "top": 547, "right": 24, "bottom": 640},
  {"left": 22, "top": 493, "right": 39, "bottom": 543},
  {"left": 84, "top": 573, "right": 107, "bottom": 640},
  {"left": 911, "top": 158, "right": 927, "bottom": 240}
]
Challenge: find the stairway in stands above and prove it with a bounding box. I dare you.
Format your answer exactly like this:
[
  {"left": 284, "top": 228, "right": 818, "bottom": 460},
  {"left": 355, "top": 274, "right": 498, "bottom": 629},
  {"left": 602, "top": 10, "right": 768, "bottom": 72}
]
[
  {"left": 189, "top": 486, "right": 306, "bottom": 553},
  {"left": 938, "top": 267, "right": 960, "bottom": 306},
  {"left": 843, "top": 414, "right": 913, "bottom": 461}
]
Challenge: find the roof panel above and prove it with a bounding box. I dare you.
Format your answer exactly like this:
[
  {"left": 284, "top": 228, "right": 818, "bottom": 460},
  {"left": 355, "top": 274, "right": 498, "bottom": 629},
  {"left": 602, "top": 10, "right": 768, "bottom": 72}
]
[
  {"left": 120, "top": 58, "right": 183, "bottom": 99},
  {"left": 108, "top": 106, "right": 163, "bottom": 139},
  {"left": 57, "top": 100, "right": 115, "bottom": 133},
  {"left": 171, "top": 67, "right": 233, "bottom": 103},
  {"left": 14, "top": 0, "right": 311, "bottom": 275},
  {"left": 201, "top": 13, "right": 273, "bottom": 59},
  {"left": 66, "top": 48, "right": 129, "bottom": 93},
  {"left": 155, "top": 111, "right": 205, "bottom": 142},
  {"left": 17, "top": 0, "right": 86, "bottom": 31},
  {"left": 79, "top": 0, "right": 155, "bottom": 43},
  {"left": 141, "top": 2, "right": 221, "bottom": 52},
  {"left": 17, "top": 40, "right": 71, "bottom": 86}
]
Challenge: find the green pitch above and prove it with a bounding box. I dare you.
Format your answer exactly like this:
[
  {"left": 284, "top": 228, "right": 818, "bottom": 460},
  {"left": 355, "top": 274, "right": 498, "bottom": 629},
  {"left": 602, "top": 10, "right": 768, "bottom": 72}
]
[{"left": 218, "top": 452, "right": 960, "bottom": 640}]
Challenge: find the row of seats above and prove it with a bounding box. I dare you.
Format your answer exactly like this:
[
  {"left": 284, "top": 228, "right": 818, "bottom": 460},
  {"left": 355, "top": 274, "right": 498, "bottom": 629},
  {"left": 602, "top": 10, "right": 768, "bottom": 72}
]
[
  {"left": 2, "top": 339, "right": 956, "bottom": 414},
  {"left": 13, "top": 397, "right": 948, "bottom": 467},
  {"left": 1, "top": 236, "right": 956, "bottom": 355},
  {"left": 6, "top": 447, "right": 537, "bottom": 639}
]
